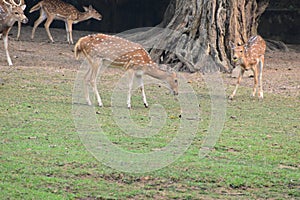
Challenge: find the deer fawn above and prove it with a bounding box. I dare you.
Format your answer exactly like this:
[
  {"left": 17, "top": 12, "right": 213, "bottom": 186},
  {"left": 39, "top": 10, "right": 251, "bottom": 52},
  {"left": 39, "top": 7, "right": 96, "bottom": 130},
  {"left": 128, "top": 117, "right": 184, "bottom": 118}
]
[
  {"left": 229, "top": 35, "right": 266, "bottom": 100},
  {"left": 0, "top": 0, "right": 28, "bottom": 65},
  {"left": 74, "top": 34, "right": 179, "bottom": 109},
  {"left": 30, "top": 0, "right": 102, "bottom": 44}
]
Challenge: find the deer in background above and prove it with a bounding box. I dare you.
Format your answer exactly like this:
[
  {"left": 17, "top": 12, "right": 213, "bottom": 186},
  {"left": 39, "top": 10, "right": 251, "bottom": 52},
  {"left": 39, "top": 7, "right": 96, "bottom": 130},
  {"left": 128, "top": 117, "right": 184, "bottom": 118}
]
[
  {"left": 229, "top": 35, "right": 266, "bottom": 100},
  {"left": 0, "top": 0, "right": 28, "bottom": 65},
  {"left": 74, "top": 34, "right": 179, "bottom": 109},
  {"left": 30, "top": 0, "right": 102, "bottom": 44}
]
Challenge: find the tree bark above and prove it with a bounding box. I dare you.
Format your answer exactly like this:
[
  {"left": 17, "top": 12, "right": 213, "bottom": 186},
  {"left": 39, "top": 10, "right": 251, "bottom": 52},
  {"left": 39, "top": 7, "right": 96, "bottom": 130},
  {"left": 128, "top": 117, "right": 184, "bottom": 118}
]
[{"left": 127, "top": 0, "right": 270, "bottom": 73}]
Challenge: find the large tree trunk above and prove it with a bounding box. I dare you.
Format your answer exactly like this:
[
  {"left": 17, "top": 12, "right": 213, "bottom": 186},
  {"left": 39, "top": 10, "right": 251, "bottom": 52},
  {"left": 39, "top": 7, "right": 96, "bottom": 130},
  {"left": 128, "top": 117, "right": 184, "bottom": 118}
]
[{"left": 127, "top": 0, "right": 269, "bottom": 73}]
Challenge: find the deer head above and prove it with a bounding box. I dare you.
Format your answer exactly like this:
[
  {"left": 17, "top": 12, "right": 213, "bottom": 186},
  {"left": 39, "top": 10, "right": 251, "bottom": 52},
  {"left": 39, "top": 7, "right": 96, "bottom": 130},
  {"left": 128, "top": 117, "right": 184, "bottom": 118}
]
[
  {"left": 229, "top": 41, "right": 245, "bottom": 66},
  {"left": 166, "top": 71, "right": 179, "bottom": 95},
  {"left": 3, "top": 0, "right": 28, "bottom": 24},
  {"left": 83, "top": 5, "right": 102, "bottom": 20}
]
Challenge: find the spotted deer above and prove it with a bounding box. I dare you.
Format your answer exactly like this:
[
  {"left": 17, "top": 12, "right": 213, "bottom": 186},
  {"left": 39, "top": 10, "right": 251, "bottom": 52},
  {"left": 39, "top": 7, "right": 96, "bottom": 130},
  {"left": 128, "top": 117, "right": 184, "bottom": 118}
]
[
  {"left": 229, "top": 35, "right": 266, "bottom": 99},
  {"left": 30, "top": 0, "right": 102, "bottom": 44},
  {"left": 74, "top": 34, "right": 179, "bottom": 108},
  {"left": 0, "top": 0, "right": 28, "bottom": 65}
]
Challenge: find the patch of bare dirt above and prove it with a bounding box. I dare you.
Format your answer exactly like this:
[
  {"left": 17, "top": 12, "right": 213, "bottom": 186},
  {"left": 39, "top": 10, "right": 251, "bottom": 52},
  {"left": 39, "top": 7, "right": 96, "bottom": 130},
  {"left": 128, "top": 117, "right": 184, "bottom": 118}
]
[
  {"left": 264, "top": 45, "right": 300, "bottom": 97},
  {"left": 0, "top": 26, "right": 299, "bottom": 98}
]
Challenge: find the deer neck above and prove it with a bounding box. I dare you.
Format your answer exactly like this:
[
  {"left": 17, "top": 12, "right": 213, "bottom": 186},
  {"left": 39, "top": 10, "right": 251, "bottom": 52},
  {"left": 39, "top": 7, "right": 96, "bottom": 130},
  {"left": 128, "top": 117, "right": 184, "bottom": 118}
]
[
  {"left": 74, "top": 11, "right": 93, "bottom": 23},
  {"left": 242, "top": 50, "right": 261, "bottom": 69},
  {"left": 240, "top": 48, "right": 253, "bottom": 69},
  {"left": 1, "top": 12, "right": 16, "bottom": 28},
  {"left": 143, "top": 64, "right": 169, "bottom": 81}
]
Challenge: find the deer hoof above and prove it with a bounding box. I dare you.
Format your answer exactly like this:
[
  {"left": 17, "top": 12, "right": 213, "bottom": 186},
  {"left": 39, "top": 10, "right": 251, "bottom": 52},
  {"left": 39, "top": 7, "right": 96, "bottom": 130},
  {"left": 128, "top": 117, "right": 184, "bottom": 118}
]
[{"left": 258, "top": 92, "right": 264, "bottom": 99}]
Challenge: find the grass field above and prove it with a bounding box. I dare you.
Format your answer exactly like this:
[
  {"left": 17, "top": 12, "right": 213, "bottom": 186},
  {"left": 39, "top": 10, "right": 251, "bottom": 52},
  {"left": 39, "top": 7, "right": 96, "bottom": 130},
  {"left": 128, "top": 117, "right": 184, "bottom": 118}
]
[{"left": 0, "top": 65, "right": 299, "bottom": 199}]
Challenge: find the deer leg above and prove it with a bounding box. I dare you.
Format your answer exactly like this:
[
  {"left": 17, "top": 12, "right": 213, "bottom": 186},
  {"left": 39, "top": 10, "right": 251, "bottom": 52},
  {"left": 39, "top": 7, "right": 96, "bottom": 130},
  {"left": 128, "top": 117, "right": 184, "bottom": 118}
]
[
  {"left": 85, "top": 57, "right": 102, "bottom": 107},
  {"left": 127, "top": 70, "right": 135, "bottom": 109},
  {"left": 17, "top": 21, "right": 21, "bottom": 40},
  {"left": 252, "top": 67, "right": 259, "bottom": 98},
  {"left": 230, "top": 68, "right": 245, "bottom": 99},
  {"left": 84, "top": 66, "right": 92, "bottom": 106},
  {"left": 44, "top": 15, "right": 55, "bottom": 43},
  {"left": 64, "top": 22, "right": 70, "bottom": 44},
  {"left": 31, "top": 10, "right": 47, "bottom": 40},
  {"left": 66, "top": 20, "right": 73, "bottom": 44},
  {"left": 258, "top": 56, "right": 264, "bottom": 99},
  {"left": 136, "top": 72, "right": 148, "bottom": 108},
  {"left": 90, "top": 61, "right": 102, "bottom": 107},
  {"left": 3, "top": 30, "right": 13, "bottom": 66},
  {"left": 141, "top": 81, "right": 149, "bottom": 108}
]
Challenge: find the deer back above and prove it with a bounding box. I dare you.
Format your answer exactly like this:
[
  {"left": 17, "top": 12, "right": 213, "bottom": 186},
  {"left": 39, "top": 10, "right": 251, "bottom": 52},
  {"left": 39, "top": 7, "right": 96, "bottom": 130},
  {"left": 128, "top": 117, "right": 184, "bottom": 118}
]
[
  {"left": 75, "top": 34, "right": 155, "bottom": 69},
  {"left": 244, "top": 36, "right": 266, "bottom": 62},
  {"left": 41, "top": 0, "right": 80, "bottom": 19}
]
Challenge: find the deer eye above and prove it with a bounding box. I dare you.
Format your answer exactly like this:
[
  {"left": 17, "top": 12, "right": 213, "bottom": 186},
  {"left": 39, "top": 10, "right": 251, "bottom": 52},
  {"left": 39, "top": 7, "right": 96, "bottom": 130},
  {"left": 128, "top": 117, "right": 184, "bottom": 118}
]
[{"left": 174, "top": 79, "right": 178, "bottom": 83}]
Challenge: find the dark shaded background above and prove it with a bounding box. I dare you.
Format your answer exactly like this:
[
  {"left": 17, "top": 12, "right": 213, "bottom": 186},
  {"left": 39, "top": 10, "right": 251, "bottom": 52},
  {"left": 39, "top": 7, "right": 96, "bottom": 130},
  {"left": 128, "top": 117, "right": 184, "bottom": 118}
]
[
  {"left": 24, "top": 0, "right": 299, "bottom": 44},
  {"left": 258, "top": 0, "right": 300, "bottom": 44}
]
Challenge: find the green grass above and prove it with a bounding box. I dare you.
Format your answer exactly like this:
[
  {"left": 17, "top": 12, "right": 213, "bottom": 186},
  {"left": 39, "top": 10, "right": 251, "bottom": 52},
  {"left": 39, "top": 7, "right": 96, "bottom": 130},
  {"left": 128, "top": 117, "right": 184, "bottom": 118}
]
[{"left": 0, "top": 66, "right": 299, "bottom": 199}]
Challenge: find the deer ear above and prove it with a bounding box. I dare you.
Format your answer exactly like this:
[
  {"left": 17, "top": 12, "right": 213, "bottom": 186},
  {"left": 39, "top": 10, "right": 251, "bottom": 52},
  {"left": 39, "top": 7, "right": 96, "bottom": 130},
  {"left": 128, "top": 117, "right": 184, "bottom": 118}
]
[
  {"left": 229, "top": 41, "right": 235, "bottom": 49},
  {"left": 83, "top": 6, "right": 89, "bottom": 11},
  {"left": 21, "top": 5, "right": 26, "bottom": 11}
]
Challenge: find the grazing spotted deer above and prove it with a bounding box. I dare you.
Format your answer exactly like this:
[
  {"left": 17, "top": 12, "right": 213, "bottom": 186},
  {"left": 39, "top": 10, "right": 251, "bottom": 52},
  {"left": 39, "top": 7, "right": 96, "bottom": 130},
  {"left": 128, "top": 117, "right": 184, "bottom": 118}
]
[
  {"left": 30, "top": 0, "right": 102, "bottom": 44},
  {"left": 0, "top": 0, "right": 28, "bottom": 65},
  {"left": 229, "top": 35, "right": 266, "bottom": 99},
  {"left": 74, "top": 34, "right": 179, "bottom": 108}
]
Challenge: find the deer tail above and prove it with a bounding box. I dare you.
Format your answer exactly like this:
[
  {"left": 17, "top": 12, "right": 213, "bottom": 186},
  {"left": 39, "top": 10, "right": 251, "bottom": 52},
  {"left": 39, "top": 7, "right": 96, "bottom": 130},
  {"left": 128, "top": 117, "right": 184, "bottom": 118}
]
[
  {"left": 74, "top": 37, "right": 90, "bottom": 60},
  {"left": 29, "top": 2, "right": 42, "bottom": 13},
  {"left": 74, "top": 38, "right": 83, "bottom": 60}
]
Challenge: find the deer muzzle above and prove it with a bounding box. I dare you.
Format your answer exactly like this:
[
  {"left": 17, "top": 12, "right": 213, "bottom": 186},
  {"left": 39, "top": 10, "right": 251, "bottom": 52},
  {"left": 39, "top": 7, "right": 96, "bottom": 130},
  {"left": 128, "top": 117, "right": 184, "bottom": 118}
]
[
  {"left": 21, "top": 17, "right": 28, "bottom": 23},
  {"left": 232, "top": 56, "right": 239, "bottom": 62}
]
